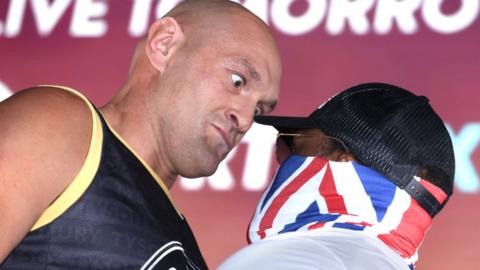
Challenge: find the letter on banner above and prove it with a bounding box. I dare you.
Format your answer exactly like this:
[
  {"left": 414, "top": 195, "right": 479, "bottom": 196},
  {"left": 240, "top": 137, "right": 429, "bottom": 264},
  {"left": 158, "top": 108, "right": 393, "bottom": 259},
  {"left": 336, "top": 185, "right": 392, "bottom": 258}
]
[
  {"left": 422, "top": 0, "right": 480, "bottom": 34},
  {"left": 70, "top": 0, "right": 108, "bottom": 37},
  {"left": 156, "top": 0, "right": 183, "bottom": 19},
  {"left": 0, "top": 80, "right": 13, "bottom": 102},
  {"left": 374, "top": 0, "right": 422, "bottom": 34},
  {"left": 241, "top": 123, "right": 276, "bottom": 191},
  {"left": 2, "top": 0, "right": 27, "bottom": 37},
  {"left": 129, "top": 0, "right": 153, "bottom": 37},
  {"left": 326, "top": 0, "right": 375, "bottom": 35},
  {"left": 271, "top": 0, "right": 327, "bottom": 36},
  {"left": 447, "top": 123, "right": 480, "bottom": 193},
  {"left": 31, "top": 0, "right": 72, "bottom": 36}
]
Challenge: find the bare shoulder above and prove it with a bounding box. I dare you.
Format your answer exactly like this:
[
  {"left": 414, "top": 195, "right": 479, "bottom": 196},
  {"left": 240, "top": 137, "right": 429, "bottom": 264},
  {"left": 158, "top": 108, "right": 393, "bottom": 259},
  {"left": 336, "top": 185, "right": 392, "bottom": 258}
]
[
  {"left": 0, "top": 85, "right": 94, "bottom": 261},
  {"left": 0, "top": 85, "right": 91, "bottom": 118},
  {"left": 0, "top": 86, "right": 93, "bottom": 165}
]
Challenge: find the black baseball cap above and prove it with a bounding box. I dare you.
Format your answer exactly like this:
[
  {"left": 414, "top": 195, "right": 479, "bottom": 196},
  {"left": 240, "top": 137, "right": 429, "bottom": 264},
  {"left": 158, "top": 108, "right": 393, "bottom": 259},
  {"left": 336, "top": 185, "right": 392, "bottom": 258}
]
[{"left": 255, "top": 82, "right": 455, "bottom": 217}]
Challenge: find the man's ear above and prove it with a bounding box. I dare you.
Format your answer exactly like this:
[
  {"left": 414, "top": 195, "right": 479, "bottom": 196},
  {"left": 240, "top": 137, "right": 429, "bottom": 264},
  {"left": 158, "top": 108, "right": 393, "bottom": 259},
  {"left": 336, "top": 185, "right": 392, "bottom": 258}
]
[{"left": 145, "top": 17, "right": 185, "bottom": 73}]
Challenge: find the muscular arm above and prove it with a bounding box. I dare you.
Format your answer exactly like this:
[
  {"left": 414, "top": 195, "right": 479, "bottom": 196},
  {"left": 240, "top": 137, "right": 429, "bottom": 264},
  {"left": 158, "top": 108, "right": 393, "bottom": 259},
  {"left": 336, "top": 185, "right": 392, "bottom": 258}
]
[{"left": 0, "top": 86, "right": 92, "bottom": 262}]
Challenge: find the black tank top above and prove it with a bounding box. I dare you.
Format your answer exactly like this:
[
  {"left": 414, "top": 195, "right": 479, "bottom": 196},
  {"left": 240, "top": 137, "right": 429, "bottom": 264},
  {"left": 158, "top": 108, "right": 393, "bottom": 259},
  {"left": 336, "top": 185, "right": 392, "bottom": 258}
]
[{"left": 0, "top": 87, "right": 208, "bottom": 270}]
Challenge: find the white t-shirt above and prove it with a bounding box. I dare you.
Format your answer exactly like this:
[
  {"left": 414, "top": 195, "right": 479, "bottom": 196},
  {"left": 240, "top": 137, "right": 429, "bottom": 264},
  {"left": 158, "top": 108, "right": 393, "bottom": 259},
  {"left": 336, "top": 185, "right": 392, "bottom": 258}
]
[{"left": 218, "top": 229, "right": 410, "bottom": 270}]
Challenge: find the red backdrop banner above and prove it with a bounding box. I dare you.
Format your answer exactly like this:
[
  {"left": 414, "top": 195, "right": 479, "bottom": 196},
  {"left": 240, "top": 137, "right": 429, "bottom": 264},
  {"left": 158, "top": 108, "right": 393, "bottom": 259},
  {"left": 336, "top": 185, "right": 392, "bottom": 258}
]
[{"left": 1, "top": 1, "right": 479, "bottom": 269}]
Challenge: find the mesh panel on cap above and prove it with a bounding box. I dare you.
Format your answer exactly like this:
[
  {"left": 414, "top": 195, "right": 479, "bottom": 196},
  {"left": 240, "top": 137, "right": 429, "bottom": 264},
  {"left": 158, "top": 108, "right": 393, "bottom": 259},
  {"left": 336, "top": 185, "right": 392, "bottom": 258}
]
[{"left": 312, "top": 83, "right": 455, "bottom": 196}]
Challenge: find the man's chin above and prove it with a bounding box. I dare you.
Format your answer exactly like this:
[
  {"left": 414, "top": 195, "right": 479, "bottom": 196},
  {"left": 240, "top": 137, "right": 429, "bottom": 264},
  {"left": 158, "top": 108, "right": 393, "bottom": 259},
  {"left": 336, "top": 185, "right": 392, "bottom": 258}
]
[
  {"left": 180, "top": 160, "right": 220, "bottom": 179},
  {"left": 215, "top": 144, "right": 230, "bottom": 161}
]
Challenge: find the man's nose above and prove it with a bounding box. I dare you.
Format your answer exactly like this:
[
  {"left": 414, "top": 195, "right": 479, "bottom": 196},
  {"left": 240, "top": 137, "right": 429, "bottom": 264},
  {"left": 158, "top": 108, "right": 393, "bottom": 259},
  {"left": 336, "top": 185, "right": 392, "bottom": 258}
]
[{"left": 225, "top": 106, "right": 254, "bottom": 134}]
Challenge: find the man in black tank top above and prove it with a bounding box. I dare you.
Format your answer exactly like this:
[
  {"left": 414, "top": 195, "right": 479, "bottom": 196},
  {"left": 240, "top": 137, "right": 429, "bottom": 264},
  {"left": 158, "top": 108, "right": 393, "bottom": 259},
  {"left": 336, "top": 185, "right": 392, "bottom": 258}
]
[{"left": 0, "top": 0, "right": 282, "bottom": 269}]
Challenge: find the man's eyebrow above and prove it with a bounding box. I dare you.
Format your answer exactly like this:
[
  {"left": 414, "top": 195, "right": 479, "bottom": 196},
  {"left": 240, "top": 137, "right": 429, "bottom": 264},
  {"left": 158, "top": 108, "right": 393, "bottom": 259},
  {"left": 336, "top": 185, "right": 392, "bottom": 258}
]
[{"left": 239, "top": 58, "right": 261, "bottom": 81}]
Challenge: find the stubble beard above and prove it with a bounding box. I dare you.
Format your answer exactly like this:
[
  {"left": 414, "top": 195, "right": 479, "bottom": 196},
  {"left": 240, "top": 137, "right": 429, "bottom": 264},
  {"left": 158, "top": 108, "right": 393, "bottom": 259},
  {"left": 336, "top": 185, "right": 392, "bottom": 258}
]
[{"left": 173, "top": 120, "right": 224, "bottom": 178}]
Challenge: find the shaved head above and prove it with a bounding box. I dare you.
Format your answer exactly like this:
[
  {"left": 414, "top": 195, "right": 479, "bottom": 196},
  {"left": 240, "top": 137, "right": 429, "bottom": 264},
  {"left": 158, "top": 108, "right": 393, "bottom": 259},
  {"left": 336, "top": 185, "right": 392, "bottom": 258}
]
[
  {"left": 164, "top": 0, "right": 279, "bottom": 56},
  {"left": 165, "top": 0, "right": 263, "bottom": 26},
  {"left": 105, "top": 0, "right": 282, "bottom": 185}
]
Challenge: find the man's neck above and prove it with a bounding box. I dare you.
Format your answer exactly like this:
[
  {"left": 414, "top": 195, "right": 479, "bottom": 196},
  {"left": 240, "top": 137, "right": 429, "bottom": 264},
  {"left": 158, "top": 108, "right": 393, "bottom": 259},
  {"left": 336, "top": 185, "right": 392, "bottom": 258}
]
[{"left": 99, "top": 100, "right": 177, "bottom": 190}]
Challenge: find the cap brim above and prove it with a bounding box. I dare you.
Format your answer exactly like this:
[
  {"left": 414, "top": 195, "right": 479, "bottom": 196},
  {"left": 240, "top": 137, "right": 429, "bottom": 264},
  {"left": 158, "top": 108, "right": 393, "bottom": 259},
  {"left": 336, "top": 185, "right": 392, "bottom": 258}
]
[{"left": 254, "top": 115, "right": 317, "bottom": 130}]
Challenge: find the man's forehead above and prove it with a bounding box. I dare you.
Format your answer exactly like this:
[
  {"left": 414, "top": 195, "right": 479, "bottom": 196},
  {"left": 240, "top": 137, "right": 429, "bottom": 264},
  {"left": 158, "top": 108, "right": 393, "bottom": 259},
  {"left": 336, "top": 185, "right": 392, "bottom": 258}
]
[{"left": 175, "top": 2, "right": 280, "bottom": 79}]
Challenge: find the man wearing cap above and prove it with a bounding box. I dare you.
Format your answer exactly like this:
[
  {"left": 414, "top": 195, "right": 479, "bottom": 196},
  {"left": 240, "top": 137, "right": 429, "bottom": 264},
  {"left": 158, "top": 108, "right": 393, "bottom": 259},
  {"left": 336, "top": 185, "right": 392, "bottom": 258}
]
[{"left": 218, "top": 83, "right": 455, "bottom": 270}]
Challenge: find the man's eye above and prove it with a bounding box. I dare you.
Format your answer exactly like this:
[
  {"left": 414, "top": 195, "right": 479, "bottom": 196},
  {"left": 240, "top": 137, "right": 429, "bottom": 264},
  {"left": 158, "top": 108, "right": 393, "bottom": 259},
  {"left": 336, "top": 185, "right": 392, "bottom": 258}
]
[
  {"left": 231, "top": 73, "right": 245, "bottom": 88},
  {"left": 254, "top": 105, "right": 263, "bottom": 117}
]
